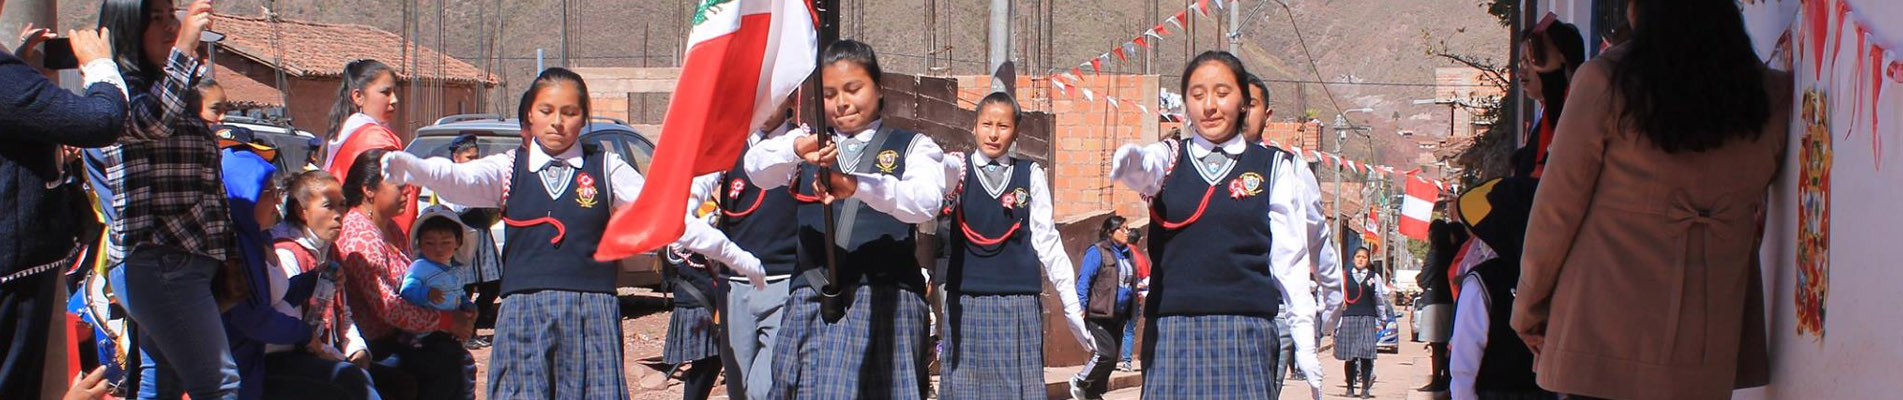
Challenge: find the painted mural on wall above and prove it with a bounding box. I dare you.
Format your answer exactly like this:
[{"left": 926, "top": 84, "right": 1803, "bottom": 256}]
[{"left": 1796, "top": 88, "right": 1832, "bottom": 339}]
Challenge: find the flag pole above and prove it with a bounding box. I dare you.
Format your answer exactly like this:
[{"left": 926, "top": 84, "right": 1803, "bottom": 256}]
[{"left": 810, "top": 0, "right": 847, "bottom": 322}]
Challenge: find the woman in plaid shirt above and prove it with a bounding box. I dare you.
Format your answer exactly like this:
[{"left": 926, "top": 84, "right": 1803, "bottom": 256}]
[{"left": 98, "top": 0, "right": 249, "bottom": 398}]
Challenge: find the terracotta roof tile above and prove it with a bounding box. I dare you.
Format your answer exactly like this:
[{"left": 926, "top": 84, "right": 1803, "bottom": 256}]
[{"left": 211, "top": 13, "right": 495, "bottom": 85}]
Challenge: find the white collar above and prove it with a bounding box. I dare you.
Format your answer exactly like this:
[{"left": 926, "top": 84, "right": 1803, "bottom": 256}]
[
  {"left": 527, "top": 140, "right": 586, "bottom": 172},
  {"left": 971, "top": 152, "right": 1013, "bottom": 168},
  {"left": 1186, "top": 131, "right": 1247, "bottom": 158},
  {"left": 832, "top": 119, "right": 884, "bottom": 142}
]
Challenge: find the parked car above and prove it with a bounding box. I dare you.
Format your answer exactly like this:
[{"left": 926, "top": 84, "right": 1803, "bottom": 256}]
[
  {"left": 1409, "top": 292, "right": 1425, "bottom": 343},
  {"left": 1378, "top": 313, "right": 1401, "bottom": 353},
  {"left": 221, "top": 115, "right": 320, "bottom": 172},
  {"left": 403, "top": 114, "right": 664, "bottom": 288}
]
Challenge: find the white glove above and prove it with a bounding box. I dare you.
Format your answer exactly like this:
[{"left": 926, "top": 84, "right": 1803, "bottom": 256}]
[{"left": 724, "top": 253, "right": 767, "bottom": 290}]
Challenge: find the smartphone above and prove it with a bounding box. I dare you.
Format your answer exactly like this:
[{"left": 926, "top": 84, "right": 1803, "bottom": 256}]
[{"left": 41, "top": 38, "right": 80, "bottom": 70}]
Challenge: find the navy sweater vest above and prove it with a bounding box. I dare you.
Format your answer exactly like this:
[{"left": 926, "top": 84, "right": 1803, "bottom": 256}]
[
  {"left": 500, "top": 145, "right": 616, "bottom": 295},
  {"left": 1472, "top": 258, "right": 1542, "bottom": 392},
  {"left": 791, "top": 129, "right": 924, "bottom": 292},
  {"left": 718, "top": 154, "right": 799, "bottom": 277},
  {"left": 1343, "top": 271, "right": 1380, "bottom": 317},
  {"left": 947, "top": 158, "right": 1042, "bottom": 295},
  {"left": 1146, "top": 141, "right": 1284, "bottom": 318}
]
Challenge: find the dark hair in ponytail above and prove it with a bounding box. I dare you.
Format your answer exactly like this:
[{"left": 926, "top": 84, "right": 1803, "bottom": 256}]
[
  {"left": 282, "top": 170, "right": 340, "bottom": 228},
  {"left": 516, "top": 67, "right": 593, "bottom": 132},
  {"left": 326, "top": 60, "right": 397, "bottom": 150}
]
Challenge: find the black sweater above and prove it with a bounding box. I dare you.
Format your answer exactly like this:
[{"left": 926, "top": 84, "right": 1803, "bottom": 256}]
[{"left": 0, "top": 52, "right": 127, "bottom": 272}]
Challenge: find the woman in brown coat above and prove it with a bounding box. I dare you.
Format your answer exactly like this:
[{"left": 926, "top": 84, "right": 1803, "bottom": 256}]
[{"left": 1511, "top": 1, "right": 1788, "bottom": 399}]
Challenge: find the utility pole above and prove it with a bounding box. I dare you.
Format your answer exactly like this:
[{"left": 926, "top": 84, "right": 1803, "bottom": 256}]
[
  {"left": 988, "top": 0, "right": 1013, "bottom": 95},
  {"left": 1227, "top": 0, "right": 1240, "bottom": 52},
  {"left": 1333, "top": 115, "right": 1346, "bottom": 257}
]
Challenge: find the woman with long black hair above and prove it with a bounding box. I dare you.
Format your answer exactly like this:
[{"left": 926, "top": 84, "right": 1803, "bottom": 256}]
[{"left": 1513, "top": 1, "right": 1788, "bottom": 399}]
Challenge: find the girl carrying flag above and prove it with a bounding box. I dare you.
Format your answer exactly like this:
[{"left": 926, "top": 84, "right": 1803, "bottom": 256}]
[{"left": 379, "top": 68, "right": 765, "bottom": 399}]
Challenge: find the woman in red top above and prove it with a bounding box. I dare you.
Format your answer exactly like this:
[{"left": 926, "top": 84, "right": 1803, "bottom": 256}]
[
  {"left": 324, "top": 60, "right": 416, "bottom": 232},
  {"left": 335, "top": 149, "right": 474, "bottom": 400}
]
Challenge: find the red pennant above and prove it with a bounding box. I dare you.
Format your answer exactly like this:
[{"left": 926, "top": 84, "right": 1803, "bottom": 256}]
[
  {"left": 1808, "top": 0, "right": 1829, "bottom": 80},
  {"left": 1831, "top": 0, "right": 1850, "bottom": 76},
  {"left": 1154, "top": 24, "right": 1169, "bottom": 36},
  {"left": 1072, "top": 67, "right": 1085, "bottom": 78},
  {"left": 1171, "top": 11, "right": 1188, "bottom": 29},
  {"left": 1114, "top": 46, "right": 1128, "bottom": 62},
  {"left": 1134, "top": 36, "right": 1149, "bottom": 48},
  {"left": 1872, "top": 41, "right": 1885, "bottom": 168},
  {"left": 1090, "top": 58, "right": 1102, "bottom": 74},
  {"left": 1197, "top": 0, "right": 1211, "bottom": 16}
]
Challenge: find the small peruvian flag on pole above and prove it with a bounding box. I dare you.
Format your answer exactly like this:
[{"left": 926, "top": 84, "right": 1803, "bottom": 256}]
[{"left": 1398, "top": 172, "right": 1441, "bottom": 240}]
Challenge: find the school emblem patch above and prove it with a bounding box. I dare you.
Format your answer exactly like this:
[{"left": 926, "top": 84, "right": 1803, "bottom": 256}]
[
  {"left": 576, "top": 173, "right": 600, "bottom": 208},
  {"left": 1228, "top": 172, "right": 1265, "bottom": 199},
  {"left": 728, "top": 178, "right": 747, "bottom": 200},
  {"left": 875, "top": 150, "right": 900, "bottom": 173}
]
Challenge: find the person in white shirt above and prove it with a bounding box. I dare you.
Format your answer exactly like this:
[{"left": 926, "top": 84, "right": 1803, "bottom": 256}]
[
  {"left": 1108, "top": 50, "right": 1309, "bottom": 400},
  {"left": 749, "top": 40, "right": 950, "bottom": 399},
  {"left": 1335, "top": 246, "right": 1393, "bottom": 398},
  {"left": 1449, "top": 178, "right": 1555, "bottom": 400},
  {"left": 379, "top": 68, "right": 762, "bottom": 399},
  {"left": 1242, "top": 72, "right": 1340, "bottom": 400},
  {"left": 937, "top": 92, "right": 1094, "bottom": 399}
]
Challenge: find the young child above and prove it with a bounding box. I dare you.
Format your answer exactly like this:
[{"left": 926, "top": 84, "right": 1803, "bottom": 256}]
[
  {"left": 1107, "top": 51, "right": 1311, "bottom": 400},
  {"left": 748, "top": 39, "right": 950, "bottom": 399},
  {"left": 937, "top": 92, "right": 1093, "bottom": 398},
  {"left": 401, "top": 208, "right": 477, "bottom": 312},
  {"left": 379, "top": 68, "right": 764, "bottom": 399},
  {"left": 1449, "top": 178, "right": 1555, "bottom": 400}
]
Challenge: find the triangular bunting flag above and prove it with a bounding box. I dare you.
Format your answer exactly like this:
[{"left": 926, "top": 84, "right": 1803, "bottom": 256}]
[
  {"left": 1195, "top": 0, "right": 1210, "bottom": 17},
  {"left": 1134, "top": 36, "right": 1149, "bottom": 48},
  {"left": 1137, "top": 104, "right": 1150, "bottom": 116},
  {"left": 1213, "top": 0, "right": 1226, "bottom": 11},
  {"left": 1114, "top": 46, "right": 1128, "bottom": 62},
  {"left": 1153, "top": 24, "right": 1169, "bottom": 37},
  {"left": 1107, "top": 97, "right": 1121, "bottom": 109},
  {"left": 1074, "top": 65, "right": 1087, "bottom": 78},
  {"left": 1124, "top": 42, "right": 1140, "bottom": 60},
  {"left": 1082, "top": 88, "right": 1096, "bottom": 102},
  {"left": 1090, "top": 58, "right": 1102, "bottom": 74},
  {"left": 1170, "top": 11, "right": 1187, "bottom": 31}
]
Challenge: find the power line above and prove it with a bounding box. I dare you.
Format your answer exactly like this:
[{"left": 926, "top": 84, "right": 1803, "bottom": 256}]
[{"left": 1277, "top": 1, "right": 1355, "bottom": 127}]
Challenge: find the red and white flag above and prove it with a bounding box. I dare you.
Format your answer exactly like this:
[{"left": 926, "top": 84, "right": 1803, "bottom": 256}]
[
  {"left": 1398, "top": 173, "right": 1440, "bottom": 240},
  {"left": 597, "top": 0, "right": 818, "bottom": 260}
]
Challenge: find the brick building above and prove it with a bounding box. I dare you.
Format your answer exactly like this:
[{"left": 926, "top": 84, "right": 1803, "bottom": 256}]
[{"left": 208, "top": 14, "right": 496, "bottom": 139}]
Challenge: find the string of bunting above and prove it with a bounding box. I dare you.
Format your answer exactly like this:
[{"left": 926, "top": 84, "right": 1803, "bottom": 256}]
[
  {"left": 1041, "top": 0, "right": 1246, "bottom": 122},
  {"left": 1796, "top": 0, "right": 1901, "bottom": 169},
  {"left": 1271, "top": 140, "right": 1450, "bottom": 191}
]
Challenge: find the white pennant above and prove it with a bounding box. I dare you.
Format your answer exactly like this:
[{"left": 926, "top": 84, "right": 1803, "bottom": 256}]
[
  {"left": 1082, "top": 88, "right": 1096, "bottom": 102},
  {"left": 1107, "top": 97, "right": 1121, "bottom": 108},
  {"left": 1213, "top": 0, "right": 1226, "bottom": 11},
  {"left": 1137, "top": 104, "right": 1150, "bottom": 116}
]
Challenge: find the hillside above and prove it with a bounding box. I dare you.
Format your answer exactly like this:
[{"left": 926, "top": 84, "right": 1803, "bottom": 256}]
[{"left": 57, "top": 0, "right": 1508, "bottom": 166}]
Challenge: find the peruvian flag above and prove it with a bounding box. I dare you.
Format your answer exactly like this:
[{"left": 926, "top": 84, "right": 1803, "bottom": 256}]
[
  {"left": 1398, "top": 173, "right": 1440, "bottom": 240},
  {"left": 596, "top": 0, "right": 818, "bottom": 260},
  {"left": 1364, "top": 206, "right": 1382, "bottom": 244}
]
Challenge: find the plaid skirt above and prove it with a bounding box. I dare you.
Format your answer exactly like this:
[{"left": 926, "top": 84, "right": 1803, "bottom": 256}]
[
  {"left": 1333, "top": 315, "right": 1380, "bottom": 360},
  {"left": 1141, "top": 315, "right": 1280, "bottom": 400},
  {"left": 664, "top": 305, "right": 721, "bottom": 364},
  {"left": 487, "top": 290, "right": 628, "bottom": 400},
  {"left": 940, "top": 294, "right": 1044, "bottom": 399},
  {"left": 766, "top": 286, "right": 822, "bottom": 400},
  {"left": 798, "top": 284, "right": 933, "bottom": 399}
]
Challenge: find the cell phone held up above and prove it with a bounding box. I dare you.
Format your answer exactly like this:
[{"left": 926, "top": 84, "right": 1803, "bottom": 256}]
[{"left": 40, "top": 38, "right": 81, "bottom": 70}]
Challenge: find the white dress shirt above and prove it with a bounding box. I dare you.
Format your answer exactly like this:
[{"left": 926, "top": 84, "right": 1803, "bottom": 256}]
[
  {"left": 745, "top": 120, "right": 951, "bottom": 224},
  {"left": 945, "top": 152, "right": 1096, "bottom": 353},
  {"left": 379, "top": 140, "right": 766, "bottom": 284},
  {"left": 1109, "top": 132, "right": 1313, "bottom": 380},
  {"left": 1449, "top": 240, "right": 1499, "bottom": 400},
  {"left": 266, "top": 227, "right": 368, "bottom": 359}
]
